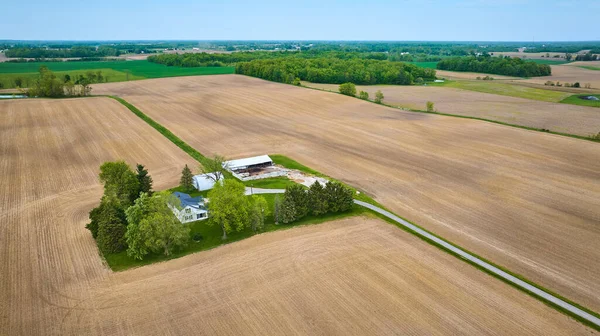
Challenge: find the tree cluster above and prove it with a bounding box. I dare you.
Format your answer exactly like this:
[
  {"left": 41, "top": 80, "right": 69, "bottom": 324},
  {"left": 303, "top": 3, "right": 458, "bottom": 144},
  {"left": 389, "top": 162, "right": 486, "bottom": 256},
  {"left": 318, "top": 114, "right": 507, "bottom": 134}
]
[
  {"left": 26, "top": 66, "right": 104, "bottom": 97},
  {"left": 574, "top": 53, "right": 599, "bottom": 62},
  {"left": 275, "top": 182, "right": 354, "bottom": 224},
  {"left": 436, "top": 56, "right": 551, "bottom": 77},
  {"left": 207, "top": 179, "right": 269, "bottom": 239},
  {"left": 5, "top": 46, "right": 120, "bottom": 58},
  {"left": 86, "top": 162, "right": 159, "bottom": 257},
  {"left": 235, "top": 58, "right": 436, "bottom": 85}
]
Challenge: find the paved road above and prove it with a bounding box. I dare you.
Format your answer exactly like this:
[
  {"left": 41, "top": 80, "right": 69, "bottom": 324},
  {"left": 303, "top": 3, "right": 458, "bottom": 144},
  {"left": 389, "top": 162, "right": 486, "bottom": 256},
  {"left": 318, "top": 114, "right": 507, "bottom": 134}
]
[
  {"left": 355, "top": 200, "right": 600, "bottom": 328},
  {"left": 244, "top": 187, "right": 285, "bottom": 196},
  {"left": 244, "top": 188, "right": 600, "bottom": 328}
]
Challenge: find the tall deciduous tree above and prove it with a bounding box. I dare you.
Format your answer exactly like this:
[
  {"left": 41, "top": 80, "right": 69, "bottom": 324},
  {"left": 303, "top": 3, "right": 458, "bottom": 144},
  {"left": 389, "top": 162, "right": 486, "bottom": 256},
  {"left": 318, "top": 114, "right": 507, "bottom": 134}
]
[
  {"left": 250, "top": 195, "right": 269, "bottom": 232},
  {"left": 200, "top": 155, "right": 228, "bottom": 182},
  {"left": 207, "top": 179, "right": 249, "bottom": 239},
  {"left": 99, "top": 161, "right": 140, "bottom": 208},
  {"left": 125, "top": 192, "right": 189, "bottom": 259},
  {"left": 180, "top": 165, "right": 194, "bottom": 192}
]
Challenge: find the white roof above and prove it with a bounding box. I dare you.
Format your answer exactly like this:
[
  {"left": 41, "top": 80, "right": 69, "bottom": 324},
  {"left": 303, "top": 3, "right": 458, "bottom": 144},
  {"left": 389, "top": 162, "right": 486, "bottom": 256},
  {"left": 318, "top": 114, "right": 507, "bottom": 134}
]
[
  {"left": 192, "top": 173, "right": 223, "bottom": 191},
  {"left": 225, "top": 155, "right": 272, "bottom": 170}
]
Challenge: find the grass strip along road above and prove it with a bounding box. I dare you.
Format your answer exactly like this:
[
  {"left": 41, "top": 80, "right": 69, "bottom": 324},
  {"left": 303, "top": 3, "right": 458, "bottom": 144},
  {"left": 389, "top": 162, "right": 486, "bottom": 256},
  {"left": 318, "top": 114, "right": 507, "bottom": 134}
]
[{"left": 109, "top": 95, "right": 600, "bottom": 331}]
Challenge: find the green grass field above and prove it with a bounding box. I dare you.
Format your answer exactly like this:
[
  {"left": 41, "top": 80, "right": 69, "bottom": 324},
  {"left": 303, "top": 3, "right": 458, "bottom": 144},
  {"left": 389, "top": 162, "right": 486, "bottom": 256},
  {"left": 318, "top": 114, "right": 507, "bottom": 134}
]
[
  {"left": 529, "top": 59, "right": 571, "bottom": 65},
  {"left": 560, "top": 94, "right": 600, "bottom": 108},
  {"left": 431, "top": 80, "right": 571, "bottom": 102},
  {"left": 406, "top": 61, "right": 438, "bottom": 69},
  {"left": 578, "top": 66, "right": 600, "bottom": 71},
  {"left": 0, "top": 60, "right": 235, "bottom": 88}
]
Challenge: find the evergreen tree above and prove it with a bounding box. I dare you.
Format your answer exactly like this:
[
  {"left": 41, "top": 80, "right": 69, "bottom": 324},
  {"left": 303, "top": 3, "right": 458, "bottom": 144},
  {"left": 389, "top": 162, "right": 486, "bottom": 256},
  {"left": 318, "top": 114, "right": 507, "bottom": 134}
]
[
  {"left": 280, "top": 195, "right": 297, "bottom": 224},
  {"left": 136, "top": 164, "right": 153, "bottom": 196},
  {"left": 325, "top": 182, "right": 354, "bottom": 213},
  {"left": 96, "top": 197, "right": 128, "bottom": 254},
  {"left": 285, "top": 184, "right": 310, "bottom": 220},
  {"left": 180, "top": 164, "right": 194, "bottom": 192},
  {"left": 308, "top": 182, "right": 328, "bottom": 216}
]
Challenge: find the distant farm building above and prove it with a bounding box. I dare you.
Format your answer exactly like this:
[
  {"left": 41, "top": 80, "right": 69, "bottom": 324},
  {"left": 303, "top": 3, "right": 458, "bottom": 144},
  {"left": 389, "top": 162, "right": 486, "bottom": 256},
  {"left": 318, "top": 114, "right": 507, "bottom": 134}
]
[
  {"left": 168, "top": 192, "right": 208, "bottom": 223},
  {"left": 192, "top": 173, "right": 223, "bottom": 191},
  {"left": 224, "top": 155, "right": 287, "bottom": 181}
]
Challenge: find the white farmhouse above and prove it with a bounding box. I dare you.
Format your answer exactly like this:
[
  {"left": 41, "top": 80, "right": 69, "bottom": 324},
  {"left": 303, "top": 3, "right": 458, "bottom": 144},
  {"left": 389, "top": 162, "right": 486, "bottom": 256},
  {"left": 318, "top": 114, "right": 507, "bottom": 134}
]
[
  {"left": 192, "top": 173, "right": 223, "bottom": 191},
  {"left": 168, "top": 192, "right": 208, "bottom": 223}
]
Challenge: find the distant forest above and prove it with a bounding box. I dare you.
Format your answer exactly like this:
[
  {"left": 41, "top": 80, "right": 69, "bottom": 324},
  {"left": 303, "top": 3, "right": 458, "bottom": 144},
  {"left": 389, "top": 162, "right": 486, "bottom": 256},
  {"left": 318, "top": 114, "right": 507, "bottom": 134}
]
[
  {"left": 5, "top": 46, "right": 122, "bottom": 58},
  {"left": 235, "top": 58, "right": 436, "bottom": 85},
  {"left": 437, "top": 56, "right": 551, "bottom": 77},
  {"left": 147, "top": 50, "right": 442, "bottom": 67}
]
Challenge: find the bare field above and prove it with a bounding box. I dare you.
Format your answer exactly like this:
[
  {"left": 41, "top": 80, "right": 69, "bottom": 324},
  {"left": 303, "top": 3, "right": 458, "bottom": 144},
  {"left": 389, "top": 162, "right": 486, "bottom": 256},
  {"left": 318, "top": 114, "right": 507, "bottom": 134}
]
[
  {"left": 302, "top": 82, "right": 600, "bottom": 136},
  {"left": 1, "top": 97, "right": 590, "bottom": 334},
  {"left": 63, "top": 218, "right": 592, "bottom": 335},
  {"left": 95, "top": 75, "right": 600, "bottom": 313},
  {"left": 518, "top": 64, "right": 600, "bottom": 89},
  {"left": 493, "top": 51, "right": 567, "bottom": 59},
  {"left": 0, "top": 98, "right": 197, "bottom": 334},
  {"left": 435, "top": 69, "right": 519, "bottom": 80}
]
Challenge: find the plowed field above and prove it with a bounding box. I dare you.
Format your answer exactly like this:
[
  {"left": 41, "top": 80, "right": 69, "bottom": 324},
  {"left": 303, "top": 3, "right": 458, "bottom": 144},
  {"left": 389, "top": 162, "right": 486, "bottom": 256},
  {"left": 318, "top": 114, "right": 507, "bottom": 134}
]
[{"left": 95, "top": 75, "right": 600, "bottom": 314}]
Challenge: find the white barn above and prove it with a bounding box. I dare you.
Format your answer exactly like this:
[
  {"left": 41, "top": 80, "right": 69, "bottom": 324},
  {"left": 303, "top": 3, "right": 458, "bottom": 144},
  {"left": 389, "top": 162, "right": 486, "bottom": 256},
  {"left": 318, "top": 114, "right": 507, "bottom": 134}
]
[
  {"left": 224, "top": 155, "right": 273, "bottom": 172},
  {"left": 168, "top": 192, "right": 208, "bottom": 223},
  {"left": 192, "top": 173, "right": 223, "bottom": 191}
]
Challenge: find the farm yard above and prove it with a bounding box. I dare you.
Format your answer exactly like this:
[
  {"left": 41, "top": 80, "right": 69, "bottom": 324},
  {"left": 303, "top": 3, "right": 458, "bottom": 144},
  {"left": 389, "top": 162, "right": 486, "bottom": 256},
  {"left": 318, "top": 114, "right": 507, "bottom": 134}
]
[
  {"left": 1, "top": 96, "right": 594, "bottom": 334},
  {"left": 94, "top": 74, "right": 600, "bottom": 315},
  {"left": 302, "top": 81, "right": 600, "bottom": 136}
]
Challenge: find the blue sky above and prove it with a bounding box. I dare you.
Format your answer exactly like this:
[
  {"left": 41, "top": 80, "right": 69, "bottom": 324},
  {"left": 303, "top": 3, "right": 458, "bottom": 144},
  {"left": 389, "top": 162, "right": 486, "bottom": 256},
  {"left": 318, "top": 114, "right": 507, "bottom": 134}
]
[{"left": 1, "top": 0, "right": 599, "bottom": 41}]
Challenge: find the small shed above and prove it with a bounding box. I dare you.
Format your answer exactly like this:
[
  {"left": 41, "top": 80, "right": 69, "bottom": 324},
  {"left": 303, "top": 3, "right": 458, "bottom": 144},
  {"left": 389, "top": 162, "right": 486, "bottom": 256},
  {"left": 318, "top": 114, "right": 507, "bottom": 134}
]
[
  {"left": 192, "top": 173, "right": 223, "bottom": 191},
  {"left": 224, "top": 155, "right": 273, "bottom": 172}
]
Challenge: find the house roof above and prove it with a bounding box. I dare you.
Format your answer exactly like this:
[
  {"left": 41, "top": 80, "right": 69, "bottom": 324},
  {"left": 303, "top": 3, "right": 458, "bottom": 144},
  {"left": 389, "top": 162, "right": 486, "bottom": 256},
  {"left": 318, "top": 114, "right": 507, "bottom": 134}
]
[
  {"left": 173, "top": 192, "right": 204, "bottom": 209},
  {"left": 224, "top": 155, "right": 272, "bottom": 170}
]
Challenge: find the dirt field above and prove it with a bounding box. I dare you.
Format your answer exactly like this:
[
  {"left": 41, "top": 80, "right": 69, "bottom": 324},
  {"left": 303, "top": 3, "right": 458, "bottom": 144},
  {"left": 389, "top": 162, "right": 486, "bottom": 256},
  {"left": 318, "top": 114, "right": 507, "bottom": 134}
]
[
  {"left": 3, "top": 97, "right": 592, "bottom": 334},
  {"left": 2, "top": 94, "right": 598, "bottom": 335},
  {"left": 435, "top": 69, "right": 519, "bottom": 80},
  {"left": 492, "top": 51, "right": 567, "bottom": 60},
  {"left": 95, "top": 75, "right": 600, "bottom": 314},
  {"left": 0, "top": 97, "right": 196, "bottom": 334},
  {"left": 302, "top": 82, "right": 600, "bottom": 136},
  {"left": 518, "top": 64, "right": 600, "bottom": 89}
]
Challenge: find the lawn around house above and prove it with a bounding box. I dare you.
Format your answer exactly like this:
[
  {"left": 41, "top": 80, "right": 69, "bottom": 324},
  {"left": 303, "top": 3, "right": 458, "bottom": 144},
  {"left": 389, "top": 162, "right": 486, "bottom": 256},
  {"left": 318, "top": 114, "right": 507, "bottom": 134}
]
[{"left": 106, "top": 177, "right": 366, "bottom": 272}]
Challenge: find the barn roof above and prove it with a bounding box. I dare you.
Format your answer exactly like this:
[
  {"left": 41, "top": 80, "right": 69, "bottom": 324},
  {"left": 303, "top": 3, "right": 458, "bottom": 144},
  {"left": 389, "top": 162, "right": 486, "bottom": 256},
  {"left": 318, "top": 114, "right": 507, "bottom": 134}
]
[
  {"left": 224, "top": 155, "right": 272, "bottom": 170},
  {"left": 192, "top": 173, "right": 223, "bottom": 191}
]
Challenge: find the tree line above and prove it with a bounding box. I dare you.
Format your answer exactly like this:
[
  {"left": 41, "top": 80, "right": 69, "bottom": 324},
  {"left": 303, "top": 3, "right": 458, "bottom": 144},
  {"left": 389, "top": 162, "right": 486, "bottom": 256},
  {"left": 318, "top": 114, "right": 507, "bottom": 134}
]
[
  {"left": 235, "top": 58, "right": 436, "bottom": 85},
  {"left": 436, "top": 56, "right": 551, "bottom": 77},
  {"left": 274, "top": 182, "right": 354, "bottom": 224},
  {"left": 5, "top": 46, "right": 121, "bottom": 58}
]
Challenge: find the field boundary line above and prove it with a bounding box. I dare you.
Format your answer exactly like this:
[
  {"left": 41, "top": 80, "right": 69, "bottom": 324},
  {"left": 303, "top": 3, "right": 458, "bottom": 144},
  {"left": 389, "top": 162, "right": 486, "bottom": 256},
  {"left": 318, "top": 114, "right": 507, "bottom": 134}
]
[{"left": 108, "top": 95, "right": 600, "bottom": 331}]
